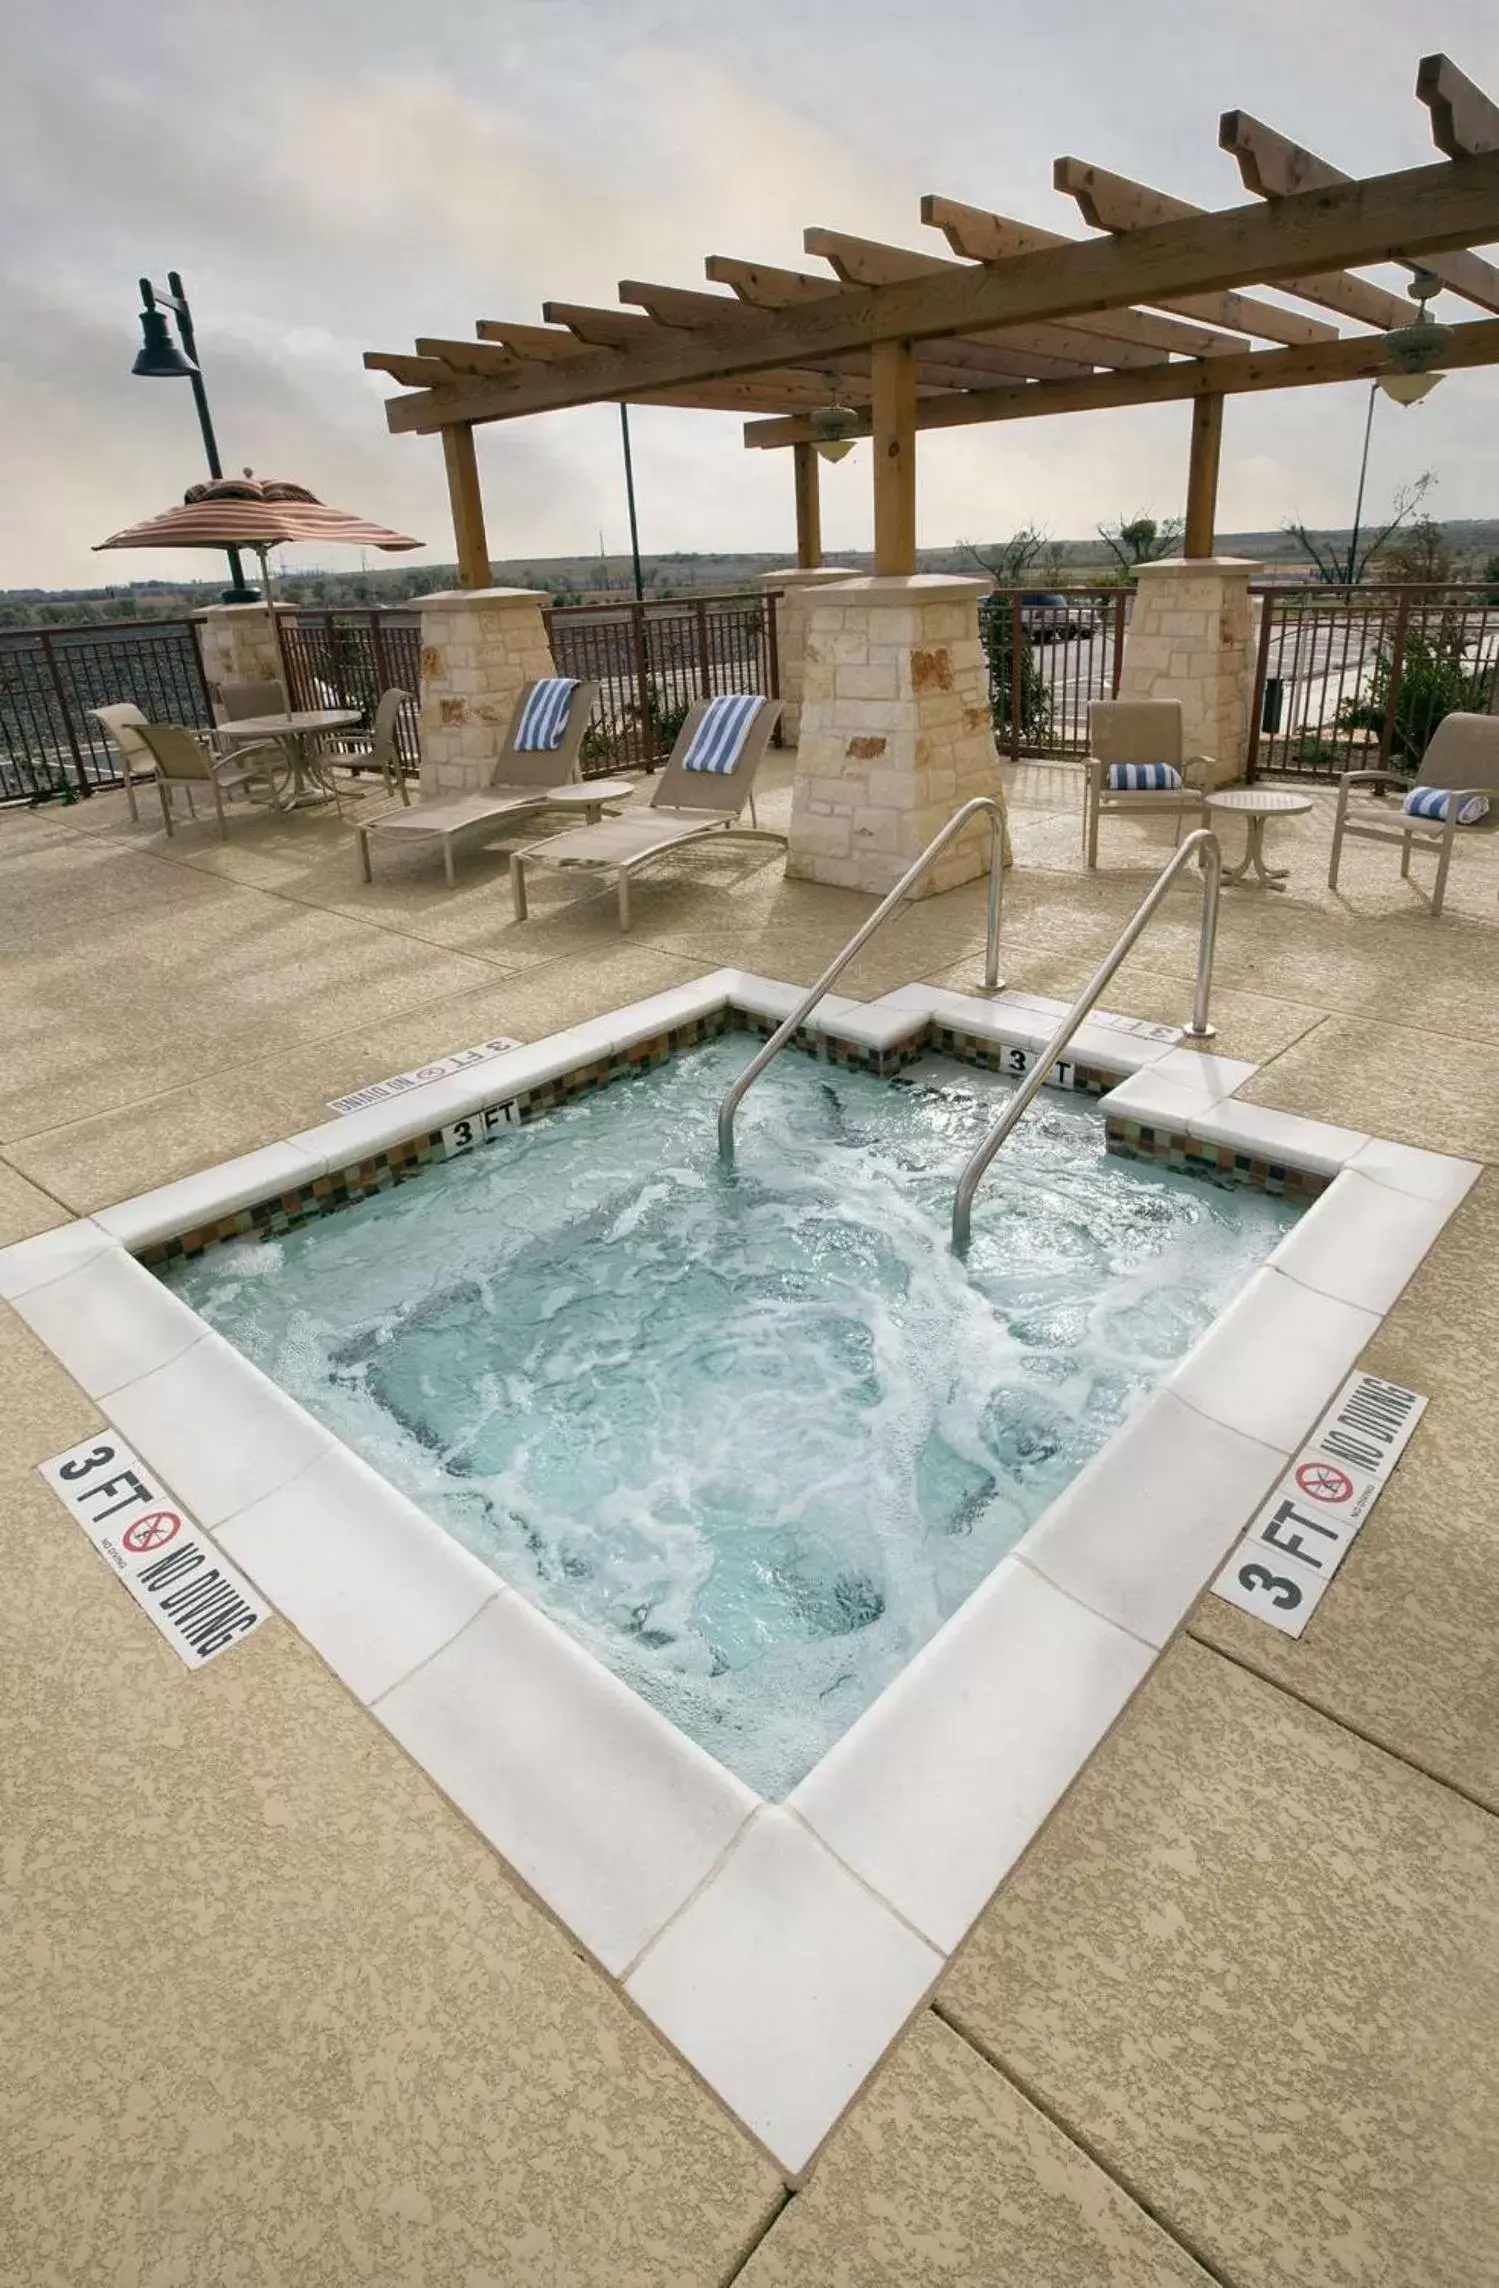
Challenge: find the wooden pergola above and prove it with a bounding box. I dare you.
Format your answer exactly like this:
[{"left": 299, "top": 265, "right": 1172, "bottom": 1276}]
[{"left": 366, "top": 53, "right": 1499, "bottom": 585}]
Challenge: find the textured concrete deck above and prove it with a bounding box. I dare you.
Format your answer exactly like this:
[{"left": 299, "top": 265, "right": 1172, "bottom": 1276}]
[{"left": 3, "top": 753, "right": 1498, "bottom": 2285}]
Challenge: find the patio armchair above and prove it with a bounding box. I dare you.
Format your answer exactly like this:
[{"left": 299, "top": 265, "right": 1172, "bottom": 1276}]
[
  {"left": 88, "top": 703, "right": 157, "bottom": 826},
  {"left": 1328, "top": 711, "right": 1499, "bottom": 917},
  {"left": 133, "top": 721, "right": 288, "bottom": 840},
  {"left": 511, "top": 692, "right": 784, "bottom": 932},
  {"left": 1082, "top": 699, "right": 1212, "bottom": 867},
  {"left": 213, "top": 679, "right": 286, "bottom": 722},
  {"left": 356, "top": 676, "right": 614, "bottom": 888},
  {"left": 331, "top": 686, "right": 415, "bottom": 805}
]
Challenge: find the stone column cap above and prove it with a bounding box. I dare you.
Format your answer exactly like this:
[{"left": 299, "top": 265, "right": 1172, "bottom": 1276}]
[
  {"left": 198, "top": 600, "right": 293, "bottom": 617},
  {"left": 417, "top": 586, "right": 551, "bottom": 609},
  {"left": 816, "top": 573, "right": 993, "bottom": 605},
  {"left": 759, "top": 565, "right": 861, "bottom": 586},
  {"left": 1131, "top": 557, "right": 1267, "bottom": 578}
]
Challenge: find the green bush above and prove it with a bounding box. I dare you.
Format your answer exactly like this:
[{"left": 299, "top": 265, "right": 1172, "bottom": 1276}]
[
  {"left": 1337, "top": 618, "right": 1495, "bottom": 768},
  {"left": 977, "top": 601, "right": 1052, "bottom": 746}
]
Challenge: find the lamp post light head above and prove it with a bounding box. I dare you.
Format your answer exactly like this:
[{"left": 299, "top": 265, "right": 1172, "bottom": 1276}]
[{"left": 132, "top": 306, "right": 199, "bottom": 379}]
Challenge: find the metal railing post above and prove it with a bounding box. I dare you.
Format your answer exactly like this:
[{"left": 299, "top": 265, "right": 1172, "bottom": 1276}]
[
  {"left": 37, "top": 632, "right": 90, "bottom": 798},
  {"left": 717, "top": 795, "right": 1008, "bottom": 1163},
  {"left": 952, "top": 829, "right": 1222, "bottom": 1254}
]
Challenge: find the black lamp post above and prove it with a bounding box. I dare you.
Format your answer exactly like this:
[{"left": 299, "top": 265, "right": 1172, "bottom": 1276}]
[{"left": 132, "top": 270, "right": 258, "bottom": 602}]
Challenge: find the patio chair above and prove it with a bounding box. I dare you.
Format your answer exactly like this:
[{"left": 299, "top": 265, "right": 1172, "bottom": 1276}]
[
  {"left": 511, "top": 692, "right": 785, "bottom": 931},
  {"left": 134, "top": 721, "right": 288, "bottom": 840},
  {"left": 1082, "top": 699, "right": 1212, "bottom": 867},
  {"left": 213, "top": 679, "right": 285, "bottom": 722},
  {"left": 356, "top": 676, "right": 611, "bottom": 888},
  {"left": 328, "top": 686, "right": 414, "bottom": 805},
  {"left": 88, "top": 703, "right": 157, "bottom": 826},
  {"left": 1328, "top": 711, "right": 1499, "bottom": 917}
]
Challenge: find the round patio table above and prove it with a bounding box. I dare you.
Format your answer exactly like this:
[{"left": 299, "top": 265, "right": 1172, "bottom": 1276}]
[
  {"left": 216, "top": 708, "right": 363, "bottom": 809},
  {"left": 1206, "top": 786, "right": 1314, "bottom": 890}
]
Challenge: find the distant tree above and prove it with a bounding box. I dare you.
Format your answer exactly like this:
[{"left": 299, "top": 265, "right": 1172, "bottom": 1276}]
[
  {"left": 1381, "top": 513, "right": 1458, "bottom": 587},
  {"left": 1482, "top": 551, "right": 1499, "bottom": 605},
  {"left": 1097, "top": 513, "right": 1183, "bottom": 572},
  {"left": 962, "top": 523, "right": 1049, "bottom": 586},
  {"left": 1285, "top": 472, "right": 1434, "bottom": 586}
]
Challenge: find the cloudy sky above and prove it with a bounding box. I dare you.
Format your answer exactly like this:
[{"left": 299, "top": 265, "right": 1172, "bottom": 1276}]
[{"left": 4, "top": 0, "right": 1498, "bottom": 590}]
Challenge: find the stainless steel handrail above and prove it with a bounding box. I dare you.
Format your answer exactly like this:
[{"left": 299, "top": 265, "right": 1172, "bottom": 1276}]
[
  {"left": 717, "top": 795, "right": 1008, "bottom": 1163},
  {"left": 951, "top": 827, "right": 1222, "bottom": 1254}
]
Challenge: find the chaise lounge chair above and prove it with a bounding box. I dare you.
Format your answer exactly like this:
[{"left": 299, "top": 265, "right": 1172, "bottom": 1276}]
[
  {"left": 355, "top": 677, "right": 625, "bottom": 888},
  {"left": 510, "top": 691, "right": 785, "bottom": 931},
  {"left": 1328, "top": 711, "right": 1499, "bottom": 917}
]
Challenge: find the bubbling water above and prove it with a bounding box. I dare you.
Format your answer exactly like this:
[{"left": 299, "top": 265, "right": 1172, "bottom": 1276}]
[{"left": 164, "top": 1038, "right": 1297, "bottom": 1794}]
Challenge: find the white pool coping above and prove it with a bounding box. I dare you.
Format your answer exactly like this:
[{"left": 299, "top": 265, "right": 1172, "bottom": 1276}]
[{"left": 4, "top": 968, "right": 1480, "bottom": 2179}]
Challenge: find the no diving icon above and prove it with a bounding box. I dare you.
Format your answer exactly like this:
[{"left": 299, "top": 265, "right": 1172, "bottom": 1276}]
[
  {"left": 123, "top": 1510, "right": 182, "bottom": 1555},
  {"left": 1294, "top": 1461, "right": 1353, "bottom": 1505}
]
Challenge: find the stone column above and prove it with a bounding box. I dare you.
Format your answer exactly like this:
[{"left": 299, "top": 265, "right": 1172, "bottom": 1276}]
[
  {"left": 196, "top": 603, "right": 295, "bottom": 714},
  {"left": 416, "top": 587, "right": 558, "bottom": 797},
  {"left": 760, "top": 567, "right": 859, "bottom": 743},
  {"left": 788, "top": 574, "right": 1010, "bottom": 898},
  {"left": 1116, "top": 557, "right": 1263, "bottom": 787}
]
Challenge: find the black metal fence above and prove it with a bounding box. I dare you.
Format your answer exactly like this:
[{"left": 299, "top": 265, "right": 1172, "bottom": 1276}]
[
  {"left": 0, "top": 620, "right": 214, "bottom": 802},
  {"left": 280, "top": 609, "right": 423, "bottom": 769},
  {"left": 1248, "top": 584, "right": 1499, "bottom": 780},
  {"left": 977, "top": 589, "right": 1129, "bottom": 757},
  {"left": 544, "top": 592, "right": 780, "bottom": 774}
]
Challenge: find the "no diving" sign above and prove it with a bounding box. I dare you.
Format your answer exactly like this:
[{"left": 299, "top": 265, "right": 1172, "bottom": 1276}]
[
  {"left": 1210, "top": 1371, "right": 1426, "bottom": 1638},
  {"left": 40, "top": 1435, "right": 268, "bottom": 1668}
]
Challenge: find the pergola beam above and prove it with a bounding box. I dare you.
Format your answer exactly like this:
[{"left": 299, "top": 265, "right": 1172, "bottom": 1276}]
[
  {"left": 616, "top": 277, "right": 1074, "bottom": 393},
  {"left": 1184, "top": 392, "right": 1223, "bottom": 556},
  {"left": 919, "top": 193, "right": 1337, "bottom": 346},
  {"left": 1418, "top": 52, "right": 1499, "bottom": 158},
  {"left": 741, "top": 311, "right": 1499, "bottom": 444},
  {"left": 806, "top": 224, "right": 1252, "bottom": 361},
  {"left": 1055, "top": 155, "right": 1412, "bottom": 330},
  {"left": 804, "top": 227, "right": 1162, "bottom": 368},
  {"left": 380, "top": 153, "right": 1499, "bottom": 433},
  {"left": 1220, "top": 108, "right": 1499, "bottom": 314},
  {"left": 704, "top": 254, "right": 1091, "bottom": 378}
]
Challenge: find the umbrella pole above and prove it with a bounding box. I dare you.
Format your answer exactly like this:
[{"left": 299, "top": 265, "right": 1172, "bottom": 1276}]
[{"left": 258, "top": 545, "right": 294, "bottom": 708}]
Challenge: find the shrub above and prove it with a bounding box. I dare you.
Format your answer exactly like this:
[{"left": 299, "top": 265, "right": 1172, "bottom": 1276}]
[{"left": 1337, "top": 618, "right": 1495, "bottom": 768}]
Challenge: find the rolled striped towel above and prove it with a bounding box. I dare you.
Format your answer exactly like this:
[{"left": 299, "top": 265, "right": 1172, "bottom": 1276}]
[
  {"left": 681, "top": 692, "right": 762, "bottom": 774},
  {"left": 1403, "top": 785, "right": 1490, "bottom": 826},
  {"left": 514, "top": 678, "right": 580, "bottom": 751},
  {"left": 1105, "top": 762, "right": 1183, "bottom": 792}
]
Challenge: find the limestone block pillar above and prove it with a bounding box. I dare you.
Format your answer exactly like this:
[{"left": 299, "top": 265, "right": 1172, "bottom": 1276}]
[
  {"left": 197, "top": 603, "right": 296, "bottom": 715},
  {"left": 759, "top": 567, "right": 858, "bottom": 743},
  {"left": 416, "top": 587, "right": 558, "bottom": 797},
  {"left": 789, "top": 575, "right": 1009, "bottom": 898},
  {"left": 1116, "top": 558, "right": 1263, "bottom": 787}
]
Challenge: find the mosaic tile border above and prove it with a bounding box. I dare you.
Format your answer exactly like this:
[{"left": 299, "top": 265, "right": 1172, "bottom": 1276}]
[
  {"left": 137, "top": 1005, "right": 1331, "bottom": 1271},
  {"left": 1106, "top": 1116, "right": 1332, "bottom": 1203}
]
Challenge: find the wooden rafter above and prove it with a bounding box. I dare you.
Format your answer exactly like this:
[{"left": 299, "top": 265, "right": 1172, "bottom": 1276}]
[
  {"left": 1418, "top": 52, "right": 1499, "bottom": 159},
  {"left": 702, "top": 256, "right": 1091, "bottom": 378},
  {"left": 741, "top": 311, "right": 1499, "bottom": 446},
  {"left": 1220, "top": 109, "right": 1499, "bottom": 314},
  {"left": 918, "top": 194, "right": 1337, "bottom": 346},
  {"left": 378, "top": 153, "right": 1499, "bottom": 431},
  {"left": 614, "top": 278, "right": 1077, "bottom": 393},
  {"left": 804, "top": 224, "right": 1250, "bottom": 362},
  {"left": 1054, "top": 155, "right": 1413, "bottom": 330}
]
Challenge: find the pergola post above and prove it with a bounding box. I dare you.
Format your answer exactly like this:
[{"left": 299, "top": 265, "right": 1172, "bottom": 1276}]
[
  {"left": 1184, "top": 391, "right": 1224, "bottom": 558},
  {"left": 792, "top": 440, "right": 822, "bottom": 568},
  {"left": 441, "top": 423, "right": 492, "bottom": 587},
  {"left": 871, "top": 338, "right": 917, "bottom": 575}
]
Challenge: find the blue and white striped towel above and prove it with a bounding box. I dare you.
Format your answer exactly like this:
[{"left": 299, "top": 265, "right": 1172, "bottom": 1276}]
[
  {"left": 514, "top": 678, "right": 580, "bottom": 752},
  {"left": 681, "top": 692, "right": 762, "bottom": 774},
  {"left": 1403, "top": 785, "right": 1490, "bottom": 825},
  {"left": 1105, "top": 762, "right": 1183, "bottom": 792}
]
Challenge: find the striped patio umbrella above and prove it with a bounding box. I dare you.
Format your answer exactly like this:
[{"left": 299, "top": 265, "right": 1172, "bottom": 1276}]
[{"left": 96, "top": 474, "right": 422, "bottom": 701}]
